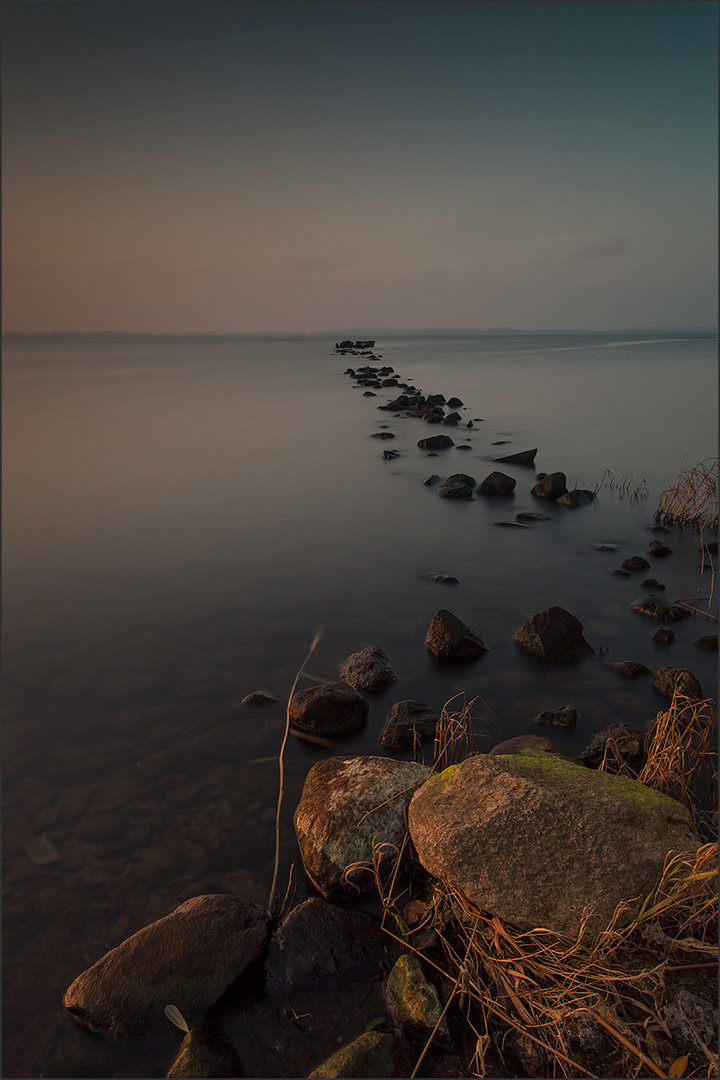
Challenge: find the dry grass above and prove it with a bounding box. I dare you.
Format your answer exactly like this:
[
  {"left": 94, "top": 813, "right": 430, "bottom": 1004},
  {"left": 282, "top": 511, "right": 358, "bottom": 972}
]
[
  {"left": 655, "top": 458, "right": 718, "bottom": 531},
  {"left": 595, "top": 468, "right": 649, "bottom": 503}
]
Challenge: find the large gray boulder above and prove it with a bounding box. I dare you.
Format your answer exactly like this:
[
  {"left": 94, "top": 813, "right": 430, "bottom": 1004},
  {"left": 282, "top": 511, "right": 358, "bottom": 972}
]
[
  {"left": 513, "top": 606, "right": 594, "bottom": 662},
  {"left": 425, "top": 609, "right": 488, "bottom": 661},
  {"left": 338, "top": 646, "right": 398, "bottom": 694},
  {"left": 64, "top": 895, "right": 270, "bottom": 1036},
  {"left": 408, "top": 754, "right": 700, "bottom": 940},
  {"left": 289, "top": 682, "right": 369, "bottom": 736},
  {"left": 294, "top": 756, "right": 430, "bottom": 900}
]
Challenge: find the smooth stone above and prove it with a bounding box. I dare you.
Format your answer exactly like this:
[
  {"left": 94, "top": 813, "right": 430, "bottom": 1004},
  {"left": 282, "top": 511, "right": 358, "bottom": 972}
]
[
  {"left": 289, "top": 682, "right": 369, "bottom": 736},
  {"left": 417, "top": 435, "right": 454, "bottom": 450},
  {"left": 241, "top": 690, "right": 279, "bottom": 706},
  {"left": 605, "top": 661, "right": 652, "bottom": 679},
  {"left": 610, "top": 569, "right": 631, "bottom": 577},
  {"left": 533, "top": 705, "right": 578, "bottom": 730},
  {"left": 445, "top": 472, "right": 477, "bottom": 488},
  {"left": 622, "top": 556, "right": 651, "bottom": 572},
  {"left": 371, "top": 431, "right": 396, "bottom": 439},
  {"left": 630, "top": 595, "right": 691, "bottom": 621},
  {"left": 362, "top": 391, "right": 377, "bottom": 397},
  {"left": 425, "top": 609, "right": 488, "bottom": 661},
  {"left": 653, "top": 667, "right": 703, "bottom": 701},
  {"left": 416, "top": 570, "right": 459, "bottom": 584},
  {"left": 446, "top": 396, "right": 464, "bottom": 407},
  {"left": 494, "top": 448, "right": 538, "bottom": 465},
  {"left": 640, "top": 578, "right": 665, "bottom": 590},
  {"left": 594, "top": 543, "right": 620, "bottom": 552},
  {"left": 531, "top": 472, "right": 567, "bottom": 499},
  {"left": 557, "top": 489, "right": 596, "bottom": 508},
  {"left": 422, "top": 474, "right": 440, "bottom": 486},
  {"left": 647, "top": 540, "right": 673, "bottom": 557},
  {"left": 513, "top": 606, "right": 594, "bottom": 663},
  {"left": 477, "top": 471, "right": 516, "bottom": 496},
  {"left": 436, "top": 483, "right": 473, "bottom": 499},
  {"left": 338, "top": 646, "right": 398, "bottom": 694},
  {"left": 692, "top": 634, "right": 718, "bottom": 651},
  {"left": 380, "top": 700, "right": 438, "bottom": 751}
]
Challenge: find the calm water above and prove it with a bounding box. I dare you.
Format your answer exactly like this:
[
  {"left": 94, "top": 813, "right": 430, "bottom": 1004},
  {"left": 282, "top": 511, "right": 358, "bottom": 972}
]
[{"left": 3, "top": 331, "right": 718, "bottom": 1077}]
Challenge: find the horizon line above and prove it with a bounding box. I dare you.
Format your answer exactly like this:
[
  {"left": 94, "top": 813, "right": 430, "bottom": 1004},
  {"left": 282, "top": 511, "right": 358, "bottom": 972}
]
[{"left": 3, "top": 324, "right": 718, "bottom": 338}]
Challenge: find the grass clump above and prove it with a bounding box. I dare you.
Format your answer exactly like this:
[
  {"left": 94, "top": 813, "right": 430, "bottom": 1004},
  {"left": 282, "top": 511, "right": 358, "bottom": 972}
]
[{"left": 655, "top": 458, "right": 718, "bottom": 532}]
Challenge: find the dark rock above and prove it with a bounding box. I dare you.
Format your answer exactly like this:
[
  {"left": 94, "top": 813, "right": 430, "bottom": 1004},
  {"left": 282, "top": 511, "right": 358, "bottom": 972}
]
[
  {"left": 362, "top": 391, "right": 377, "bottom": 397},
  {"left": 630, "top": 595, "right": 691, "bottom": 621},
  {"left": 610, "top": 569, "right": 631, "bottom": 577},
  {"left": 640, "top": 578, "right": 665, "bottom": 590},
  {"left": 454, "top": 444, "right": 473, "bottom": 450},
  {"left": 384, "top": 954, "right": 451, "bottom": 1047},
  {"left": 594, "top": 543, "right": 620, "bottom": 551},
  {"left": 166, "top": 1023, "right": 243, "bottom": 1078},
  {"left": 64, "top": 895, "right": 270, "bottom": 1036},
  {"left": 308, "top": 1031, "right": 403, "bottom": 1078},
  {"left": 264, "top": 897, "right": 387, "bottom": 989},
  {"left": 533, "top": 705, "right": 578, "bottom": 730},
  {"left": 605, "top": 661, "right": 652, "bottom": 678},
  {"left": 381, "top": 449, "right": 400, "bottom": 459},
  {"left": 490, "top": 735, "right": 583, "bottom": 765},
  {"left": 693, "top": 634, "right": 718, "bottom": 651},
  {"left": 531, "top": 472, "right": 567, "bottom": 499},
  {"left": 289, "top": 682, "right": 369, "bottom": 736},
  {"left": 647, "top": 540, "right": 673, "bottom": 557},
  {"left": 652, "top": 627, "right": 676, "bottom": 644},
  {"left": 241, "top": 690, "right": 279, "bottom": 706},
  {"left": 381, "top": 700, "right": 438, "bottom": 751},
  {"left": 446, "top": 472, "right": 477, "bottom": 488},
  {"left": 515, "top": 512, "right": 551, "bottom": 522},
  {"left": 371, "top": 431, "right": 395, "bottom": 440},
  {"left": 417, "top": 435, "right": 454, "bottom": 450},
  {"left": 494, "top": 448, "right": 538, "bottom": 465},
  {"left": 557, "top": 488, "right": 595, "bottom": 508},
  {"left": 446, "top": 397, "right": 464, "bottom": 408},
  {"left": 513, "top": 606, "right": 594, "bottom": 662},
  {"left": 339, "top": 646, "right": 398, "bottom": 694},
  {"left": 622, "top": 556, "right": 651, "bottom": 572},
  {"left": 416, "top": 570, "right": 459, "bottom": 584},
  {"left": 477, "top": 471, "right": 516, "bottom": 496},
  {"left": 422, "top": 474, "right": 440, "bottom": 486},
  {"left": 407, "top": 754, "right": 700, "bottom": 939},
  {"left": 436, "top": 483, "right": 473, "bottom": 499},
  {"left": 580, "top": 724, "right": 647, "bottom": 771},
  {"left": 425, "top": 610, "right": 488, "bottom": 661},
  {"left": 653, "top": 667, "right": 703, "bottom": 701},
  {"left": 494, "top": 521, "right": 529, "bottom": 528},
  {"left": 294, "top": 756, "right": 430, "bottom": 899},
  {"left": 443, "top": 411, "right": 462, "bottom": 422}
]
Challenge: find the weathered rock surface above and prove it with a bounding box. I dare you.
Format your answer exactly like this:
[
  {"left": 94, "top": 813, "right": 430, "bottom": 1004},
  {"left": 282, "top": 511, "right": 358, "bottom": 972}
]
[
  {"left": 338, "top": 646, "right": 398, "bottom": 694},
  {"left": 384, "top": 954, "right": 451, "bottom": 1046},
  {"left": 166, "top": 1024, "right": 243, "bottom": 1078},
  {"left": 436, "top": 482, "right": 473, "bottom": 499},
  {"left": 477, "top": 471, "right": 516, "bottom": 496},
  {"left": 533, "top": 704, "right": 577, "bottom": 730},
  {"left": 494, "top": 448, "right": 537, "bottom": 465},
  {"left": 580, "top": 724, "right": 647, "bottom": 771},
  {"left": 289, "top": 682, "right": 369, "bottom": 736},
  {"left": 630, "top": 595, "right": 691, "bottom": 621},
  {"left": 294, "top": 756, "right": 430, "bottom": 899},
  {"left": 425, "top": 609, "right": 488, "bottom": 661},
  {"left": 652, "top": 626, "right": 676, "bottom": 644},
  {"left": 422, "top": 474, "right": 440, "bottom": 486},
  {"left": 647, "top": 540, "right": 673, "bottom": 557},
  {"left": 605, "top": 661, "right": 652, "bottom": 678},
  {"left": 264, "top": 897, "right": 387, "bottom": 989},
  {"left": 515, "top": 511, "right": 551, "bottom": 522},
  {"left": 64, "top": 895, "right": 270, "bottom": 1036},
  {"left": 241, "top": 690, "right": 278, "bottom": 706},
  {"left": 531, "top": 472, "right": 568, "bottom": 499},
  {"left": 380, "top": 700, "right": 438, "bottom": 750},
  {"left": 653, "top": 667, "right": 703, "bottom": 701},
  {"left": 640, "top": 578, "right": 665, "bottom": 590},
  {"left": 445, "top": 472, "right": 477, "bottom": 488},
  {"left": 489, "top": 735, "right": 583, "bottom": 766},
  {"left": 622, "top": 556, "right": 651, "bottom": 572},
  {"left": 308, "top": 1031, "right": 403, "bottom": 1078},
  {"left": 557, "top": 488, "right": 595, "bottom": 508},
  {"left": 513, "top": 606, "right": 594, "bottom": 662},
  {"left": 408, "top": 754, "right": 701, "bottom": 939},
  {"left": 417, "top": 434, "right": 454, "bottom": 450}
]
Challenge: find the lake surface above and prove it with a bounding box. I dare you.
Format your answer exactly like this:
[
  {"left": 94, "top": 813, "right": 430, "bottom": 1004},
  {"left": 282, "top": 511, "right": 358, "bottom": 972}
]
[{"left": 2, "top": 331, "right": 718, "bottom": 1077}]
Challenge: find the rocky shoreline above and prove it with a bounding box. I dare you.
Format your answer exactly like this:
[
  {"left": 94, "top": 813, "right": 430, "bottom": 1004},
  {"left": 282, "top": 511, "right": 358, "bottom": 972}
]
[{"left": 56, "top": 343, "right": 718, "bottom": 1078}]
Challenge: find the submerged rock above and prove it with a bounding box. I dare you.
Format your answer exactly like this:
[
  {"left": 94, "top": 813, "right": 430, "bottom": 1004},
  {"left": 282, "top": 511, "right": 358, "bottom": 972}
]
[
  {"left": 693, "top": 634, "right": 718, "bottom": 652},
  {"left": 339, "top": 646, "right": 398, "bottom": 694},
  {"left": 436, "top": 482, "right": 473, "bottom": 499},
  {"left": 513, "top": 606, "right": 594, "bottom": 662},
  {"left": 653, "top": 667, "right": 703, "bottom": 701},
  {"left": 64, "top": 895, "right": 270, "bottom": 1036},
  {"left": 531, "top": 472, "right": 567, "bottom": 500},
  {"left": 408, "top": 754, "right": 700, "bottom": 940},
  {"left": 417, "top": 434, "right": 454, "bottom": 450},
  {"left": 652, "top": 626, "right": 676, "bottom": 644},
  {"left": 494, "top": 448, "right": 537, "bottom": 465},
  {"left": 380, "top": 700, "right": 438, "bottom": 751},
  {"left": 294, "top": 756, "right": 430, "bottom": 900},
  {"left": 647, "top": 540, "right": 673, "bottom": 557},
  {"left": 533, "top": 705, "right": 578, "bottom": 730},
  {"left": 630, "top": 595, "right": 691, "bottom": 621},
  {"left": 516, "top": 512, "right": 551, "bottom": 522},
  {"left": 425, "top": 609, "right": 488, "bottom": 661},
  {"left": 290, "top": 682, "right": 369, "bottom": 736},
  {"left": 622, "top": 556, "right": 651, "bottom": 572},
  {"left": 557, "top": 488, "right": 595, "bottom": 508},
  {"left": 605, "top": 661, "right": 652, "bottom": 679},
  {"left": 580, "top": 724, "right": 647, "bottom": 771},
  {"left": 489, "top": 735, "right": 583, "bottom": 766},
  {"left": 477, "top": 471, "right": 516, "bottom": 496},
  {"left": 241, "top": 690, "right": 279, "bottom": 706}
]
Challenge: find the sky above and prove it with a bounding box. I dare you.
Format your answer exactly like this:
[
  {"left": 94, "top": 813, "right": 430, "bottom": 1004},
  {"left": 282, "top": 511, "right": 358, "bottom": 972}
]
[{"left": 2, "top": 1, "right": 718, "bottom": 333}]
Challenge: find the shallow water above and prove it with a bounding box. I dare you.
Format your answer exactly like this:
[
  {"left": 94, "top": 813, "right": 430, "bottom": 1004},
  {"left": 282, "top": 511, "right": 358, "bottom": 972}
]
[{"left": 2, "top": 331, "right": 717, "bottom": 1077}]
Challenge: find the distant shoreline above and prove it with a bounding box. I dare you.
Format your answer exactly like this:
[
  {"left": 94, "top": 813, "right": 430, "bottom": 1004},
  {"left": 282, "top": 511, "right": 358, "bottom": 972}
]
[{"left": 3, "top": 327, "right": 718, "bottom": 340}]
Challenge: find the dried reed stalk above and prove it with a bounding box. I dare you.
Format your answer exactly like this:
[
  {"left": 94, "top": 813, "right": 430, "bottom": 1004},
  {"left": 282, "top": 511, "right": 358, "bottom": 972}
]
[{"left": 655, "top": 457, "right": 718, "bottom": 531}]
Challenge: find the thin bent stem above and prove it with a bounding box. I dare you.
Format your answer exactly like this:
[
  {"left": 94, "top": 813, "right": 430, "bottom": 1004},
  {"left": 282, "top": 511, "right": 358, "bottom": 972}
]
[{"left": 267, "top": 625, "right": 323, "bottom": 912}]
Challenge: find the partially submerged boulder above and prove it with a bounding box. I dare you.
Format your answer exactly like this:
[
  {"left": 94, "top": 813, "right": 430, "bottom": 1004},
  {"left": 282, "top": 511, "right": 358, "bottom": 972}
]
[
  {"left": 494, "top": 448, "right": 537, "bottom": 465},
  {"left": 477, "top": 471, "right": 516, "bottom": 496},
  {"left": 64, "top": 895, "right": 270, "bottom": 1036},
  {"left": 408, "top": 754, "right": 700, "bottom": 940},
  {"left": 417, "top": 434, "right": 454, "bottom": 450},
  {"left": 513, "top": 606, "right": 594, "bottom": 662},
  {"left": 289, "top": 682, "right": 369, "bottom": 736},
  {"left": 425, "top": 609, "right": 488, "bottom": 661},
  {"left": 533, "top": 704, "right": 577, "bottom": 730},
  {"left": 630, "top": 595, "right": 691, "bottom": 621},
  {"left": 294, "top": 756, "right": 430, "bottom": 899},
  {"left": 531, "top": 472, "right": 567, "bottom": 500},
  {"left": 580, "top": 724, "right": 647, "bottom": 772},
  {"left": 653, "top": 667, "right": 703, "bottom": 701},
  {"left": 381, "top": 700, "right": 438, "bottom": 751},
  {"left": 557, "top": 489, "right": 595, "bottom": 508},
  {"left": 622, "top": 556, "right": 651, "bottom": 572},
  {"left": 339, "top": 646, "right": 398, "bottom": 694}
]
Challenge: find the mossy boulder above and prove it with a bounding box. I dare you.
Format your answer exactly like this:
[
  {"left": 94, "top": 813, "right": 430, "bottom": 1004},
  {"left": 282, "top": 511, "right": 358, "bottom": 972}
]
[{"left": 408, "top": 754, "right": 700, "bottom": 940}]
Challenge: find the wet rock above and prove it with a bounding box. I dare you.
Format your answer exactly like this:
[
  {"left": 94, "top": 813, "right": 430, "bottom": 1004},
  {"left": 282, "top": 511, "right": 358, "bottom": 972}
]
[
  {"left": 425, "top": 610, "right": 488, "bottom": 661},
  {"left": 693, "top": 634, "right": 718, "bottom": 651},
  {"left": 513, "top": 606, "right": 594, "bottom": 662},
  {"left": 381, "top": 700, "right": 438, "bottom": 751},
  {"left": 605, "top": 661, "right": 652, "bottom": 678},
  {"left": 422, "top": 474, "right": 440, "bottom": 486},
  {"left": 166, "top": 1023, "right": 243, "bottom": 1078},
  {"left": 445, "top": 472, "right": 477, "bottom": 488},
  {"left": 436, "top": 483, "right": 473, "bottom": 499},
  {"left": 653, "top": 667, "right": 703, "bottom": 701},
  {"left": 371, "top": 431, "right": 395, "bottom": 440},
  {"left": 494, "top": 448, "right": 537, "bottom": 465},
  {"left": 516, "top": 512, "right": 551, "bottom": 522},
  {"left": 454, "top": 444, "right": 473, "bottom": 450},
  {"left": 362, "top": 391, "right": 377, "bottom": 397},
  {"left": 640, "top": 578, "right": 665, "bottom": 590},
  {"left": 289, "top": 682, "right": 369, "bottom": 737},
  {"left": 594, "top": 542, "right": 620, "bottom": 552},
  {"left": 416, "top": 570, "right": 459, "bottom": 584},
  {"left": 489, "top": 735, "right": 583, "bottom": 766},
  {"left": 652, "top": 627, "right": 676, "bottom": 644},
  {"left": 446, "top": 397, "right": 464, "bottom": 408},
  {"left": 308, "top": 1031, "right": 402, "bottom": 1078},
  {"left": 417, "top": 434, "right": 454, "bottom": 450},
  {"left": 407, "top": 754, "right": 700, "bottom": 940},
  {"left": 241, "top": 690, "right": 279, "bottom": 706},
  {"left": 384, "top": 954, "right": 451, "bottom": 1047},
  {"left": 477, "top": 471, "right": 516, "bottom": 496},
  {"left": 294, "top": 756, "right": 430, "bottom": 900},
  {"left": 647, "top": 540, "right": 673, "bottom": 557},
  {"left": 610, "top": 569, "right": 631, "bottom": 577},
  {"left": 339, "top": 646, "right": 398, "bottom": 694},
  {"left": 265, "top": 897, "right": 387, "bottom": 989},
  {"left": 557, "top": 488, "right": 596, "bottom": 508},
  {"left": 494, "top": 521, "right": 529, "bottom": 528},
  {"left": 580, "top": 724, "right": 647, "bottom": 771},
  {"left": 382, "top": 449, "right": 401, "bottom": 459},
  {"left": 630, "top": 595, "right": 691, "bottom": 621},
  {"left": 622, "top": 556, "right": 651, "bottom": 572},
  {"left": 64, "top": 895, "right": 270, "bottom": 1036},
  {"left": 531, "top": 472, "right": 567, "bottom": 499},
  {"left": 533, "top": 705, "right": 577, "bottom": 730}
]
